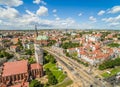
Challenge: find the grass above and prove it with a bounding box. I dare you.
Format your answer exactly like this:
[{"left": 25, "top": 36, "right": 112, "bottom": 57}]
[
  {"left": 53, "top": 78, "right": 73, "bottom": 87},
  {"left": 44, "top": 63, "right": 67, "bottom": 82},
  {"left": 102, "top": 66, "right": 120, "bottom": 78}
]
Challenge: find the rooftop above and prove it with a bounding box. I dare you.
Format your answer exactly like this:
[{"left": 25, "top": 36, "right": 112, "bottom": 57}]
[
  {"left": 36, "top": 35, "right": 48, "bottom": 40},
  {"left": 2, "top": 60, "right": 28, "bottom": 77},
  {"left": 30, "top": 63, "right": 43, "bottom": 70}
]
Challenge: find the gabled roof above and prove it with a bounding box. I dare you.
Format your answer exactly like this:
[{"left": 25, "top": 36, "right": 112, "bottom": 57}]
[{"left": 2, "top": 60, "right": 28, "bottom": 77}]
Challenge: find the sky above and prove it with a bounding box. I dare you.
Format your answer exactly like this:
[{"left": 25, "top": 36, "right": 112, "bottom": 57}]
[{"left": 0, "top": 0, "right": 120, "bottom": 30}]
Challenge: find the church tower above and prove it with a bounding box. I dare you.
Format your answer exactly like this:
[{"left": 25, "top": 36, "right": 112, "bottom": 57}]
[{"left": 34, "top": 25, "right": 43, "bottom": 65}]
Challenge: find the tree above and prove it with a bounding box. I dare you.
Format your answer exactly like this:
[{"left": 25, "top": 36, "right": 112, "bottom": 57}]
[
  {"left": 25, "top": 49, "right": 33, "bottom": 55},
  {"left": 61, "top": 41, "right": 80, "bottom": 49},
  {"left": 46, "top": 68, "right": 50, "bottom": 75},
  {"left": 72, "top": 52, "right": 78, "bottom": 58},
  {"left": 0, "top": 51, "right": 13, "bottom": 59},
  {"left": 50, "top": 55, "right": 56, "bottom": 63},
  {"left": 108, "top": 43, "right": 120, "bottom": 48},
  {"left": 44, "top": 54, "right": 56, "bottom": 64},
  {"left": 17, "top": 39, "right": 23, "bottom": 50},
  {"left": 28, "top": 57, "right": 36, "bottom": 64},
  {"left": 48, "top": 40, "right": 57, "bottom": 46},
  {"left": 48, "top": 75, "right": 58, "bottom": 85},
  {"left": 45, "top": 68, "right": 58, "bottom": 85},
  {"left": 99, "top": 58, "right": 120, "bottom": 70}
]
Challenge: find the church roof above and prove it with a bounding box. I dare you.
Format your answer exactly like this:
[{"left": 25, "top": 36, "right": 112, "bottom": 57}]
[
  {"left": 36, "top": 35, "right": 48, "bottom": 40},
  {"left": 2, "top": 60, "right": 28, "bottom": 77}
]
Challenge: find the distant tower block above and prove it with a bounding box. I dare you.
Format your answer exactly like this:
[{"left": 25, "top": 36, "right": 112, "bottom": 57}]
[{"left": 34, "top": 25, "right": 43, "bottom": 65}]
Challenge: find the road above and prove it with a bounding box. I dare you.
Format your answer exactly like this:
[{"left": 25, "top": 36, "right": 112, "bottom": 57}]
[{"left": 43, "top": 47, "right": 112, "bottom": 87}]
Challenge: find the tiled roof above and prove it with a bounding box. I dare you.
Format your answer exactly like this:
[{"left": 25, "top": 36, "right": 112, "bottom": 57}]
[
  {"left": 30, "top": 63, "right": 42, "bottom": 70},
  {"left": 2, "top": 60, "right": 28, "bottom": 77}
]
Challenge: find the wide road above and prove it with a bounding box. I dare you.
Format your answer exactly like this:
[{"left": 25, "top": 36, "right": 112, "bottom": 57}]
[{"left": 43, "top": 47, "right": 112, "bottom": 87}]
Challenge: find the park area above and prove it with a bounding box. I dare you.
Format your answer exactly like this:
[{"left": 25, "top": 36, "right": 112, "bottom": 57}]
[
  {"left": 44, "top": 63, "right": 67, "bottom": 82},
  {"left": 101, "top": 66, "right": 120, "bottom": 78}
]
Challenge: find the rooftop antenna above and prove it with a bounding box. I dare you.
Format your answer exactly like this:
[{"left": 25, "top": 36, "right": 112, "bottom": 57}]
[{"left": 35, "top": 25, "right": 38, "bottom": 37}]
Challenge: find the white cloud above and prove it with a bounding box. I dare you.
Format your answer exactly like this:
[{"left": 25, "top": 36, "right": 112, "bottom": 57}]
[
  {"left": 102, "top": 15, "right": 120, "bottom": 27},
  {"left": 26, "top": 10, "right": 35, "bottom": 16},
  {"left": 102, "top": 15, "right": 120, "bottom": 23},
  {"left": 109, "top": 22, "right": 120, "bottom": 26},
  {"left": 78, "top": 13, "right": 82, "bottom": 16},
  {"left": 33, "top": 0, "right": 41, "bottom": 4},
  {"left": 0, "top": 7, "right": 19, "bottom": 19},
  {"left": 53, "top": 9, "right": 57, "bottom": 13},
  {"left": 55, "top": 17, "right": 60, "bottom": 21},
  {"left": 36, "top": 6, "right": 48, "bottom": 16},
  {"left": 97, "top": 10, "right": 105, "bottom": 15},
  {"left": 108, "top": 6, "right": 120, "bottom": 14},
  {"left": 89, "top": 16, "right": 97, "bottom": 22},
  {"left": 0, "top": 0, "right": 23, "bottom": 7},
  {"left": 41, "top": 1, "right": 47, "bottom": 5},
  {"left": 33, "top": 0, "right": 46, "bottom": 5}
]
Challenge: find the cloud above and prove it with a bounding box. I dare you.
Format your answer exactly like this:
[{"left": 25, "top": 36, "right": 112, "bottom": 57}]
[
  {"left": 41, "top": 1, "right": 47, "bottom": 5},
  {"left": 53, "top": 9, "right": 57, "bottom": 13},
  {"left": 97, "top": 10, "right": 105, "bottom": 15},
  {"left": 108, "top": 6, "right": 120, "bottom": 14},
  {"left": 0, "top": 7, "right": 19, "bottom": 19},
  {"left": 109, "top": 22, "right": 120, "bottom": 26},
  {"left": 26, "top": 10, "right": 35, "bottom": 16},
  {"left": 55, "top": 17, "right": 60, "bottom": 21},
  {"left": 89, "top": 16, "right": 97, "bottom": 22},
  {"left": 33, "top": 0, "right": 46, "bottom": 5},
  {"left": 36, "top": 6, "right": 48, "bottom": 16},
  {"left": 0, "top": 0, "right": 23, "bottom": 7},
  {"left": 102, "top": 15, "right": 120, "bottom": 27},
  {"left": 33, "top": 0, "right": 41, "bottom": 4},
  {"left": 102, "top": 15, "right": 120, "bottom": 23},
  {"left": 78, "top": 13, "right": 82, "bottom": 16}
]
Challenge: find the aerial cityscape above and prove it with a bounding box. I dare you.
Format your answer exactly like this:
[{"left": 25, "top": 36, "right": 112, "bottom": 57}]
[{"left": 0, "top": 0, "right": 120, "bottom": 87}]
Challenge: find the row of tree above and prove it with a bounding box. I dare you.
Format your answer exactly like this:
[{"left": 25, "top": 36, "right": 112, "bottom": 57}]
[
  {"left": 44, "top": 53, "right": 56, "bottom": 64},
  {"left": 99, "top": 58, "right": 120, "bottom": 70},
  {"left": 108, "top": 43, "right": 120, "bottom": 48}
]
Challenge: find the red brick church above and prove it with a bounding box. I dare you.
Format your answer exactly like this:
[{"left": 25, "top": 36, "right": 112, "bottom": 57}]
[{"left": 0, "top": 60, "right": 43, "bottom": 87}]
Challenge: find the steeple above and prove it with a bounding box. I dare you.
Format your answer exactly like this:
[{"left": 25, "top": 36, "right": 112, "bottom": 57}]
[{"left": 35, "top": 25, "right": 38, "bottom": 37}]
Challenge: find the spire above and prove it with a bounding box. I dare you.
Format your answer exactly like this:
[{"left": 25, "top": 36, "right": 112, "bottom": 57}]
[{"left": 35, "top": 25, "right": 38, "bottom": 37}]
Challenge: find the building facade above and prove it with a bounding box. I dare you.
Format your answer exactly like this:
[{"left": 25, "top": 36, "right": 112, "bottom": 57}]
[{"left": 0, "top": 60, "right": 43, "bottom": 87}]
